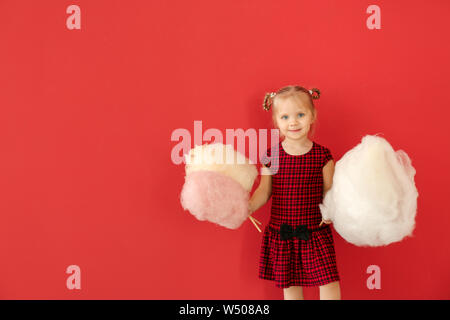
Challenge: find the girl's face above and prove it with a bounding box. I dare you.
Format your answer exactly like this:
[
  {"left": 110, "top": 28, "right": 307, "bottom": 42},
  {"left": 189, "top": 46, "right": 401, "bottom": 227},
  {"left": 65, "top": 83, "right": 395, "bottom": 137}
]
[{"left": 274, "top": 95, "right": 315, "bottom": 142}]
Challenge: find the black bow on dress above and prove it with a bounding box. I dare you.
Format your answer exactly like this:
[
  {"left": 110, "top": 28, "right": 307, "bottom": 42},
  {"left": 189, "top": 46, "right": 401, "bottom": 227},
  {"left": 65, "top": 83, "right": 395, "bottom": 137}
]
[{"left": 279, "top": 224, "right": 310, "bottom": 241}]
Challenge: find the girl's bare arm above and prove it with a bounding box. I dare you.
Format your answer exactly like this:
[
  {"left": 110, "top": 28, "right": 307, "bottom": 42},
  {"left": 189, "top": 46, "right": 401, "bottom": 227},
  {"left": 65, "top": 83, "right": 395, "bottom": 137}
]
[{"left": 249, "top": 169, "right": 272, "bottom": 214}]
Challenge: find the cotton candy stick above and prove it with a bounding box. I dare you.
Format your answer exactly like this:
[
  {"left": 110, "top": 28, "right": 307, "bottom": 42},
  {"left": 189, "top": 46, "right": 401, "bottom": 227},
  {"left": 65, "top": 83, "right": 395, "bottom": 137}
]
[{"left": 249, "top": 215, "right": 262, "bottom": 232}]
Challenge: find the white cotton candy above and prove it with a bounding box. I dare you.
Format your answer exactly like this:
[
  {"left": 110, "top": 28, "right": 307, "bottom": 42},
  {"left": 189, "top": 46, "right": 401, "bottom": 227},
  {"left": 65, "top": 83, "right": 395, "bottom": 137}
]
[{"left": 319, "top": 135, "right": 419, "bottom": 247}]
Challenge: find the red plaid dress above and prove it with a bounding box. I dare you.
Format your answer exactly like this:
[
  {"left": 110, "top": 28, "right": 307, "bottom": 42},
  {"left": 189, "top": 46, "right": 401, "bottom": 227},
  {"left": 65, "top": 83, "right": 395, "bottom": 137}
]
[{"left": 258, "top": 140, "right": 340, "bottom": 288}]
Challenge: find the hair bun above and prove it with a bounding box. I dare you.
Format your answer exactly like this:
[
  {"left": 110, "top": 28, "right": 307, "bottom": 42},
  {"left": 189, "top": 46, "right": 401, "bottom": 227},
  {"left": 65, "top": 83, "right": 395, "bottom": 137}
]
[
  {"left": 309, "top": 88, "right": 321, "bottom": 100},
  {"left": 262, "top": 92, "right": 276, "bottom": 111}
]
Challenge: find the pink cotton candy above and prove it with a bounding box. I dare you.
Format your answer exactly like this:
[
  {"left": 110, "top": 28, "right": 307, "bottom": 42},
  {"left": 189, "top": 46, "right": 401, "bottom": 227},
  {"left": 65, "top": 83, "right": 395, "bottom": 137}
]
[{"left": 180, "top": 170, "right": 250, "bottom": 230}]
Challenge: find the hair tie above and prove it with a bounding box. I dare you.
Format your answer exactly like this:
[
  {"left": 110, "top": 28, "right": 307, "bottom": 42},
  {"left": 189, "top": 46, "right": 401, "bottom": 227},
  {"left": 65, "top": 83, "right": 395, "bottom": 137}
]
[
  {"left": 263, "top": 92, "right": 276, "bottom": 111},
  {"left": 309, "top": 88, "right": 321, "bottom": 100}
]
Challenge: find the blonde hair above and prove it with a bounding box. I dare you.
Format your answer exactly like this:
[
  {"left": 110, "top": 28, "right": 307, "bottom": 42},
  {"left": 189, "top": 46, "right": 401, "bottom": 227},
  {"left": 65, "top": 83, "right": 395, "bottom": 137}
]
[{"left": 262, "top": 85, "right": 321, "bottom": 138}]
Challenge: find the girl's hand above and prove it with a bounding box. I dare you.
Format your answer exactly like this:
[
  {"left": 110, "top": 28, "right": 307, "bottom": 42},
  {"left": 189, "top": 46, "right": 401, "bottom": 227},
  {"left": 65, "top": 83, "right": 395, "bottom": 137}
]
[{"left": 319, "top": 218, "right": 332, "bottom": 227}]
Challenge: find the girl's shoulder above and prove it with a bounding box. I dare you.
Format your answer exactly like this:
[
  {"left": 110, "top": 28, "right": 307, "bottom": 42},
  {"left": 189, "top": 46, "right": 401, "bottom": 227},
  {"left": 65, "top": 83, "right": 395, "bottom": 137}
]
[
  {"left": 260, "top": 141, "right": 281, "bottom": 169},
  {"left": 313, "top": 141, "right": 332, "bottom": 153},
  {"left": 263, "top": 141, "right": 281, "bottom": 157},
  {"left": 313, "top": 142, "right": 334, "bottom": 167}
]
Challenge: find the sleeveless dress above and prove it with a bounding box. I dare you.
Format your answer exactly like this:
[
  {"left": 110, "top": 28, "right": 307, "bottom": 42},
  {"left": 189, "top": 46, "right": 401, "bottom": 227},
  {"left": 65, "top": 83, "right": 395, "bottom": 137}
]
[{"left": 258, "top": 140, "right": 340, "bottom": 288}]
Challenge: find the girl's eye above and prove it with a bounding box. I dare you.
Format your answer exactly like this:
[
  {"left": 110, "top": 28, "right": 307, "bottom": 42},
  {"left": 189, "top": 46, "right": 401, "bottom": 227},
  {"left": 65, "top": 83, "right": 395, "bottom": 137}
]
[
  {"left": 298, "top": 113, "right": 304, "bottom": 117},
  {"left": 281, "top": 115, "right": 288, "bottom": 120}
]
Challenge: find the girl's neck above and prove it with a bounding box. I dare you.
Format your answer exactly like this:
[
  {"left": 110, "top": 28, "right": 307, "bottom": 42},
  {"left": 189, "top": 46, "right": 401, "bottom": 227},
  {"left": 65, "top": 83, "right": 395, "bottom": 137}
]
[{"left": 282, "top": 137, "right": 313, "bottom": 149}]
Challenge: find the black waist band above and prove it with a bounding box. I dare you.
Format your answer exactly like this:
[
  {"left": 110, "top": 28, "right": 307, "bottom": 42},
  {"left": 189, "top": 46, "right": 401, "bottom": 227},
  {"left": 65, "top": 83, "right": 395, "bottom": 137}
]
[{"left": 269, "top": 223, "right": 328, "bottom": 241}]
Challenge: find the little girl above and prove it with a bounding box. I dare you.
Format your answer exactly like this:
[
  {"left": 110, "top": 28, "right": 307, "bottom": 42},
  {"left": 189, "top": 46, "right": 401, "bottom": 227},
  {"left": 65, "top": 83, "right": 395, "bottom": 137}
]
[{"left": 249, "top": 85, "right": 341, "bottom": 300}]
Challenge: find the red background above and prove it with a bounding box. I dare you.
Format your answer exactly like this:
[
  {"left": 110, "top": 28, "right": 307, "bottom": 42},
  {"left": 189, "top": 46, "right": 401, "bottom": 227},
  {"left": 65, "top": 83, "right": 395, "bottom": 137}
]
[{"left": 1, "top": 0, "right": 449, "bottom": 299}]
